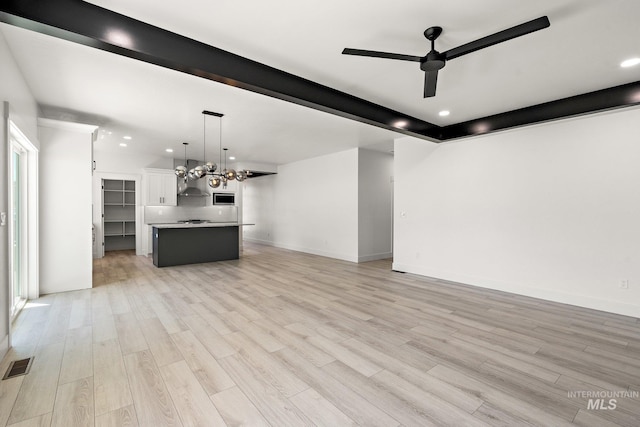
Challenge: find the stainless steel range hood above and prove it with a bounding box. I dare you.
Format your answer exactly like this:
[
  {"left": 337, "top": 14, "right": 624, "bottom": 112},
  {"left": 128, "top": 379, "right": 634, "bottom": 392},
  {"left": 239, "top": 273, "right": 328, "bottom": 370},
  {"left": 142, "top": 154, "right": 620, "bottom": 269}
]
[
  {"left": 178, "top": 186, "right": 208, "bottom": 197},
  {"left": 174, "top": 158, "right": 210, "bottom": 197}
]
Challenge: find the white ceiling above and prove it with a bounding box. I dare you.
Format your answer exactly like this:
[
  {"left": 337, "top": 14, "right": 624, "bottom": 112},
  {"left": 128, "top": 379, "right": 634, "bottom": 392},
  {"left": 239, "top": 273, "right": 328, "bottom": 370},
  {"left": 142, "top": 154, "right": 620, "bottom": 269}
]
[{"left": 2, "top": 0, "right": 640, "bottom": 165}]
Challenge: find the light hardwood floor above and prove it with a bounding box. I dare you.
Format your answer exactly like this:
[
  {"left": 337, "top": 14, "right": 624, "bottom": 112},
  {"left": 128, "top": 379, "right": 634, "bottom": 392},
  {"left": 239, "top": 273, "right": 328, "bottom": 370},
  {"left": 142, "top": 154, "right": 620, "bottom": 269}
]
[{"left": 1, "top": 243, "right": 640, "bottom": 426}]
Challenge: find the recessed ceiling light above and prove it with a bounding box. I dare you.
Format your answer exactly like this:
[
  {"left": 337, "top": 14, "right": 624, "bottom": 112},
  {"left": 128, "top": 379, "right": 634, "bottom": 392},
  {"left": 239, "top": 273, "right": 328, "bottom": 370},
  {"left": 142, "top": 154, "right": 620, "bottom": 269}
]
[
  {"left": 621, "top": 57, "right": 640, "bottom": 68},
  {"left": 439, "top": 110, "right": 450, "bottom": 117},
  {"left": 473, "top": 122, "right": 490, "bottom": 134},
  {"left": 165, "top": 148, "right": 174, "bottom": 153},
  {"left": 119, "top": 143, "right": 127, "bottom": 147},
  {"left": 105, "top": 29, "right": 134, "bottom": 49},
  {"left": 229, "top": 156, "right": 236, "bottom": 160},
  {"left": 392, "top": 120, "right": 408, "bottom": 128},
  {"left": 123, "top": 135, "right": 132, "bottom": 140}
]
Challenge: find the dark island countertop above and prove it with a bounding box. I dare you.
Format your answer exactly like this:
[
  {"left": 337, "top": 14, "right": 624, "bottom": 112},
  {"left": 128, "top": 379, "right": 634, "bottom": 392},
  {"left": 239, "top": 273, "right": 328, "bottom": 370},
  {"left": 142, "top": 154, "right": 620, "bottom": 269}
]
[{"left": 151, "top": 222, "right": 254, "bottom": 229}]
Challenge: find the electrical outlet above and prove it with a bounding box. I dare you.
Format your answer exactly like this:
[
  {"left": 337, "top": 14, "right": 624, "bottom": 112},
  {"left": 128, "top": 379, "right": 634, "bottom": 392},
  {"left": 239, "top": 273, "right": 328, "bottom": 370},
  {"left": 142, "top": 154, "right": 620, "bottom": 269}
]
[{"left": 620, "top": 280, "right": 629, "bottom": 289}]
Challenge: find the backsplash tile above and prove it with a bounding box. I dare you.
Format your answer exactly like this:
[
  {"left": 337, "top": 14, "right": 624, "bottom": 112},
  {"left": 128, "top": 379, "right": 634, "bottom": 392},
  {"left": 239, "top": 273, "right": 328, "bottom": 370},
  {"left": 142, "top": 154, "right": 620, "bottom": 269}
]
[{"left": 144, "top": 205, "right": 238, "bottom": 224}]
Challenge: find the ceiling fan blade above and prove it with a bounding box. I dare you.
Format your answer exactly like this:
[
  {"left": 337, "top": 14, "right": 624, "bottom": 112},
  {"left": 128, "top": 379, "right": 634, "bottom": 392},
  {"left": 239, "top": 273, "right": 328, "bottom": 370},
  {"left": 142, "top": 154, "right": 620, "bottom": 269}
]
[
  {"left": 424, "top": 70, "right": 438, "bottom": 98},
  {"left": 342, "top": 48, "right": 422, "bottom": 62},
  {"left": 444, "top": 16, "right": 550, "bottom": 60}
]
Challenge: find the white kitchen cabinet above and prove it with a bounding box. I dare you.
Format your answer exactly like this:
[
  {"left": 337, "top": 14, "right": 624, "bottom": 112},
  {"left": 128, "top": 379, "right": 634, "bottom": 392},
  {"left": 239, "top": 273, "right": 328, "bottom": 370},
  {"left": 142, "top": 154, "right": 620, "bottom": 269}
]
[
  {"left": 214, "top": 177, "right": 238, "bottom": 192},
  {"left": 144, "top": 169, "right": 177, "bottom": 206}
]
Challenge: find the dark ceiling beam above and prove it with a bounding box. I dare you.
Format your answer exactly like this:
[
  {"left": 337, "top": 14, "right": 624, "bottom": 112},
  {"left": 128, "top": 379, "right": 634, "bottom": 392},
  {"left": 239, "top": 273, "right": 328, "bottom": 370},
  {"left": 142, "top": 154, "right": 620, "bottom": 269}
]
[
  {"left": 2, "top": 0, "right": 640, "bottom": 143},
  {"left": 0, "top": 0, "right": 440, "bottom": 141},
  {"left": 441, "top": 81, "right": 640, "bottom": 140}
]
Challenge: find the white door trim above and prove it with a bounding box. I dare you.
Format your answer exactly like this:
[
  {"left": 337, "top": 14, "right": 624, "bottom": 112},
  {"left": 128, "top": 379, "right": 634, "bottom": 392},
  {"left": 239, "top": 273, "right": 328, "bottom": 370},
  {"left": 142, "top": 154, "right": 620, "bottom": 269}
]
[
  {"left": 8, "top": 120, "right": 39, "bottom": 303},
  {"left": 93, "top": 172, "right": 143, "bottom": 258}
]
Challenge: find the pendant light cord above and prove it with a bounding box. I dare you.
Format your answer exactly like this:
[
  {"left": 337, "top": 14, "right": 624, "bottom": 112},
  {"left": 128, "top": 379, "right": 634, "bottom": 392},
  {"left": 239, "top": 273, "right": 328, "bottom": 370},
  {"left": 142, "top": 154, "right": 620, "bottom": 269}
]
[{"left": 183, "top": 143, "right": 187, "bottom": 165}]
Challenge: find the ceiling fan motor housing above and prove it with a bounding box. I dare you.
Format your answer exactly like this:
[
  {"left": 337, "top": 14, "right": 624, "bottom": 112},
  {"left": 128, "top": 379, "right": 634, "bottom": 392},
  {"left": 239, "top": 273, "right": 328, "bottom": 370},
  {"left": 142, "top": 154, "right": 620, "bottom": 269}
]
[
  {"left": 421, "top": 26, "right": 445, "bottom": 71},
  {"left": 421, "top": 51, "right": 446, "bottom": 71}
]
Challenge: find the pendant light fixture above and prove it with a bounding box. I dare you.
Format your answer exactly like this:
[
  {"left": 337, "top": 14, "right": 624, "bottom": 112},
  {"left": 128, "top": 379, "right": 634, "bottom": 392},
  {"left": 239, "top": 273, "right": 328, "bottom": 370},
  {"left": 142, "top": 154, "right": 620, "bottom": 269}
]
[
  {"left": 203, "top": 112, "right": 217, "bottom": 174},
  {"left": 174, "top": 110, "right": 249, "bottom": 185},
  {"left": 191, "top": 111, "right": 216, "bottom": 180},
  {"left": 174, "top": 142, "right": 189, "bottom": 180},
  {"left": 201, "top": 110, "right": 248, "bottom": 189}
]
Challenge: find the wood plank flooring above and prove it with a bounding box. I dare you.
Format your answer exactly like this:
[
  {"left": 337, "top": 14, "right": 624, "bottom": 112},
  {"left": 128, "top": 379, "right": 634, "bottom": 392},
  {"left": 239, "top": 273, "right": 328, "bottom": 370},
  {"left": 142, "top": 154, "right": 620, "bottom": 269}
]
[{"left": 2, "top": 243, "right": 640, "bottom": 426}]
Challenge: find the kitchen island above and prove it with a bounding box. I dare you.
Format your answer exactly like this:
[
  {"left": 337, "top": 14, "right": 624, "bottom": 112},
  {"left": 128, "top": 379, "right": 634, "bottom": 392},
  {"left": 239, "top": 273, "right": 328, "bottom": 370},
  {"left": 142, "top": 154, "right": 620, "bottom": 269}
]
[{"left": 151, "top": 222, "right": 251, "bottom": 267}]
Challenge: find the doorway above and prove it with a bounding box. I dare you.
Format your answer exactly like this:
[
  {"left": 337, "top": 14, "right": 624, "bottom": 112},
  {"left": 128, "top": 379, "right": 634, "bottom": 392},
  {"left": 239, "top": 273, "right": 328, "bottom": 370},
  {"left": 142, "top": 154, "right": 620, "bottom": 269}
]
[
  {"left": 92, "top": 172, "right": 142, "bottom": 259},
  {"left": 102, "top": 179, "right": 137, "bottom": 253}
]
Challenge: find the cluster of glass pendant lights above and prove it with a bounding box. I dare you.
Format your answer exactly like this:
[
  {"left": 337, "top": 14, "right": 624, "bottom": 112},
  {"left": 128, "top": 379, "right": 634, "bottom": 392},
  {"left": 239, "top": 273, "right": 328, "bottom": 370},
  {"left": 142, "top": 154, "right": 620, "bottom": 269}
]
[{"left": 174, "top": 110, "right": 248, "bottom": 188}]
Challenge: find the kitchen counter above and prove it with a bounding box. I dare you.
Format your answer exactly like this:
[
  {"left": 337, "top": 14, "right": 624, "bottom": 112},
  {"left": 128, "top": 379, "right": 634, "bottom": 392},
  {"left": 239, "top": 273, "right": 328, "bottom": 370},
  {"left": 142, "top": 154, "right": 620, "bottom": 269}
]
[
  {"left": 151, "top": 222, "right": 254, "bottom": 229},
  {"left": 151, "top": 223, "right": 252, "bottom": 267}
]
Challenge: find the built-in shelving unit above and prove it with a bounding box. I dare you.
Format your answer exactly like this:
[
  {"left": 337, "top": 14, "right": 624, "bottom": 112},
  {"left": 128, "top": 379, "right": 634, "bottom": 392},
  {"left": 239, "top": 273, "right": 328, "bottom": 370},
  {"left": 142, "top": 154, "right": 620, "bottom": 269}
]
[{"left": 103, "top": 179, "right": 136, "bottom": 251}]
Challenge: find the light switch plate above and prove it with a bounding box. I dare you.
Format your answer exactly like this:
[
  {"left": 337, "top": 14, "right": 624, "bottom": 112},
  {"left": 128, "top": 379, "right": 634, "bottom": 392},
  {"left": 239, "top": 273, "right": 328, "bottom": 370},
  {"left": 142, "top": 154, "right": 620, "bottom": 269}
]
[{"left": 0, "top": 212, "right": 6, "bottom": 226}]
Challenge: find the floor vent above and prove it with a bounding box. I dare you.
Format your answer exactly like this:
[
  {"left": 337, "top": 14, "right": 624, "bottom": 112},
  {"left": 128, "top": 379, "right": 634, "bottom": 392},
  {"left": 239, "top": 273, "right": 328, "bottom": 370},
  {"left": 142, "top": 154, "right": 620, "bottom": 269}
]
[{"left": 2, "top": 357, "right": 34, "bottom": 380}]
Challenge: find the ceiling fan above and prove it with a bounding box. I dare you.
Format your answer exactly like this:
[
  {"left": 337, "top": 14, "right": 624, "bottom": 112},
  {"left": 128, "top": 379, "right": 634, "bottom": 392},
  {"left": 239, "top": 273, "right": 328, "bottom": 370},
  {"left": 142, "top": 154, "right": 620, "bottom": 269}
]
[{"left": 342, "top": 16, "right": 550, "bottom": 98}]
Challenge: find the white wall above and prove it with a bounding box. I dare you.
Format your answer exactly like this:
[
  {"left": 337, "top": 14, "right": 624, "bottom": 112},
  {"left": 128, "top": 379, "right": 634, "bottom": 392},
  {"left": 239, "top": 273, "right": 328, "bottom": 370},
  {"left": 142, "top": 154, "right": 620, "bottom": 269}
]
[
  {"left": 393, "top": 107, "right": 640, "bottom": 317},
  {"left": 94, "top": 148, "right": 173, "bottom": 173},
  {"left": 0, "top": 35, "right": 39, "bottom": 146},
  {"left": 243, "top": 147, "right": 393, "bottom": 263},
  {"left": 358, "top": 148, "right": 393, "bottom": 262},
  {"left": 276, "top": 148, "right": 359, "bottom": 261},
  {"left": 39, "top": 120, "right": 95, "bottom": 294},
  {"left": 0, "top": 30, "right": 40, "bottom": 357},
  {"left": 243, "top": 148, "right": 360, "bottom": 262},
  {"left": 242, "top": 174, "right": 276, "bottom": 244}
]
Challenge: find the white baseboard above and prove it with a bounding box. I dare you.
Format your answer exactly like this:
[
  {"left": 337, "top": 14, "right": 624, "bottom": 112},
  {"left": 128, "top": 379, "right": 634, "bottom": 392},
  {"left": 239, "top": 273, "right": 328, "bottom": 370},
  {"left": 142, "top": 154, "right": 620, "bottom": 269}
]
[
  {"left": 0, "top": 334, "right": 8, "bottom": 361},
  {"left": 244, "top": 238, "right": 359, "bottom": 263},
  {"left": 243, "top": 237, "right": 275, "bottom": 247},
  {"left": 275, "top": 242, "right": 359, "bottom": 263},
  {"left": 392, "top": 262, "right": 640, "bottom": 318},
  {"left": 358, "top": 252, "right": 393, "bottom": 263},
  {"left": 245, "top": 239, "right": 392, "bottom": 264}
]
